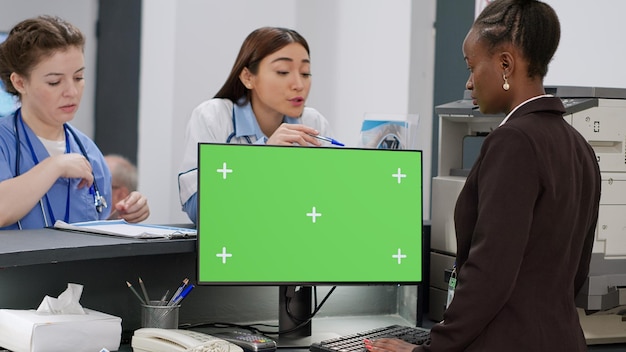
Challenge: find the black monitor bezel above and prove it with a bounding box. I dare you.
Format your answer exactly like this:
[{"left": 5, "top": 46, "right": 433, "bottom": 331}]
[{"left": 195, "top": 143, "right": 425, "bottom": 286}]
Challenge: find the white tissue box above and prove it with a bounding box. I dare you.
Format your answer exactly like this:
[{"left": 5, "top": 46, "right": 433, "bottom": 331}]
[{"left": 0, "top": 308, "right": 121, "bottom": 352}]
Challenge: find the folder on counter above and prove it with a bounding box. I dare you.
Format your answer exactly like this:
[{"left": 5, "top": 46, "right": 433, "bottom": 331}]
[
  {"left": 53, "top": 219, "right": 197, "bottom": 239},
  {"left": 0, "top": 308, "right": 121, "bottom": 352}
]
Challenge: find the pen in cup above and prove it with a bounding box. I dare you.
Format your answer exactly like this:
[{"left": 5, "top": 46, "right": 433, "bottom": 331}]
[
  {"left": 308, "top": 134, "right": 344, "bottom": 146},
  {"left": 138, "top": 277, "right": 150, "bottom": 304},
  {"left": 159, "top": 289, "right": 170, "bottom": 306},
  {"left": 157, "top": 282, "right": 195, "bottom": 323},
  {"left": 169, "top": 284, "right": 195, "bottom": 306},
  {"left": 167, "top": 278, "right": 189, "bottom": 306},
  {"left": 126, "top": 281, "right": 146, "bottom": 305}
]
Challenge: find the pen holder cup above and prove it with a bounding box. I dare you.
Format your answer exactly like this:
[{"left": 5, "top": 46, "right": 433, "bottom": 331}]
[{"left": 141, "top": 300, "right": 180, "bottom": 329}]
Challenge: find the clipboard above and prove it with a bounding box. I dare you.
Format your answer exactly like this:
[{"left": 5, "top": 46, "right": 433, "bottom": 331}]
[{"left": 53, "top": 220, "right": 196, "bottom": 239}]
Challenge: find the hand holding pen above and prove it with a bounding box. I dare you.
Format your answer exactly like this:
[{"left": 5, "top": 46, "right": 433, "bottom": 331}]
[
  {"left": 308, "top": 134, "right": 344, "bottom": 146},
  {"left": 111, "top": 191, "right": 150, "bottom": 223},
  {"left": 266, "top": 124, "right": 344, "bottom": 147}
]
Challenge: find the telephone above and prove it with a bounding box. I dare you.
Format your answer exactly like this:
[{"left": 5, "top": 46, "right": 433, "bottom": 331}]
[{"left": 132, "top": 328, "right": 245, "bottom": 352}]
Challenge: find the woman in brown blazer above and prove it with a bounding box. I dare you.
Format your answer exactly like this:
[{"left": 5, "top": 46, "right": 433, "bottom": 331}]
[{"left": 367, "top": 0, "right": 601, "bottom": 351}]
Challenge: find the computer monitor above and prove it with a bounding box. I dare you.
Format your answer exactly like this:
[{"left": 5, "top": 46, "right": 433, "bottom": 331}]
[
  {"left": 197, "top": 143, "right": 423, "bottom": 345},
  {"left": 0, "top": 32, "right": 20, "bottom": 117}
]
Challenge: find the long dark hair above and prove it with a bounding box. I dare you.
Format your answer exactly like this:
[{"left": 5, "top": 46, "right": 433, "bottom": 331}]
[{"left": 214, "top": 27, "right": 310, "bottom": 105}]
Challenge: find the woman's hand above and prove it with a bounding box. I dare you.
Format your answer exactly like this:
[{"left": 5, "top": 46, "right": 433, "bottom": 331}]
[
  {"left": 365, "top": 338, "right": 418, "bottom": 352},
  {"left": 266, "top": 123, "right": 322, "bottom": 146},
  {"left": 112, "top": 191, "right": 150, "bottom": 223},
  {"left": 53, "top": 153, "right": 94, "bottom": 188}
]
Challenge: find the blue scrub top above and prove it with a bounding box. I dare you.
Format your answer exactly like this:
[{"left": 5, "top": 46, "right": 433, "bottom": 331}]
[{"left": 0, "top": 110, "right": 112, "bottom": 230}]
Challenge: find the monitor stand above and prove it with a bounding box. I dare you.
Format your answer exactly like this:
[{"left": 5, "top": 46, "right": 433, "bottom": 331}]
[{"left": 277, "top": 285, "right": 340, "bottom": 348}]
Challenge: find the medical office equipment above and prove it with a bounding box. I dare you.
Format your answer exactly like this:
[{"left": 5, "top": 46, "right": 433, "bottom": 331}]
[{"left": 196, "top": 143, "right": 425, "bottom": 347}]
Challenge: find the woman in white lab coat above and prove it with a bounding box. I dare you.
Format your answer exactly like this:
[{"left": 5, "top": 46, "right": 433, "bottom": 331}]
[{"left": 178, "top": 27, "right": 333, "bottom": 224}]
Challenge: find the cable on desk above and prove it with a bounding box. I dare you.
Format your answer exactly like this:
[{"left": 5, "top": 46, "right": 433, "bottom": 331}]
[{"left": 179, "top": 286, "right": 337, "bottom": 336}]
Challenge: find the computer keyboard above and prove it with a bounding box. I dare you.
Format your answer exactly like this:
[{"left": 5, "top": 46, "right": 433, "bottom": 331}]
[{"left": 309, "top": 325, "right": 430, "bottom": 352}]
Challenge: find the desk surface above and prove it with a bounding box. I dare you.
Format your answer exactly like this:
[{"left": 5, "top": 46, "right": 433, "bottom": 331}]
[
  {"left": 1, "top": 229, "right": 624, "bottom": 352},
  {"left": 0, "top": 227, "right": 195, "bottom": 268},
  {"left": 116, "top": 314, "right": 626, "bottom": 352}
]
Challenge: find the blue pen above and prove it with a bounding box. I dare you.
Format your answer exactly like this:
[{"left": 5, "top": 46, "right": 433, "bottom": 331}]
[
  {"left": 166, "top": 278, "right": 189, "bottom": 306},
  {"left": 309, "top": 134, "right": 345, "bottom": 146},
  {"left": 171, "top": 284, "right": 195, "bottom": 306}
]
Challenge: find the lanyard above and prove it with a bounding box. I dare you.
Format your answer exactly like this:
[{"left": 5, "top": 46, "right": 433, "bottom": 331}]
[
  {"left": 18, "top": 112, "right": 71, "bottom": 224},
  {"left": 446, "top": 264, "right": 457, "bottom": 309}
]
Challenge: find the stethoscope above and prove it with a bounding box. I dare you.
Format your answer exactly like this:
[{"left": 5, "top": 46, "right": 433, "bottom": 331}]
[{"left": 13, "top": 109, "right": 107, "bottom": 229}]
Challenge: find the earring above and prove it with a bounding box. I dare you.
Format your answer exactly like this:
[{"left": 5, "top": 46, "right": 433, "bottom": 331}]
[{"left": 502, "top": 73, "right": 510, "bottom": 91}]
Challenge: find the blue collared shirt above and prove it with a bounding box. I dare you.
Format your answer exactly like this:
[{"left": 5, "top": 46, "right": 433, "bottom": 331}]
[{"left": 228, "top": 100, "right": 302, "bottom": 144}]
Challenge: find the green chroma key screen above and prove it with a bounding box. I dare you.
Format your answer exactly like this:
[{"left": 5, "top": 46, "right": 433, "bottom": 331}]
[{"left": 197, "top": 143, "right": 423, "bottom": 284}]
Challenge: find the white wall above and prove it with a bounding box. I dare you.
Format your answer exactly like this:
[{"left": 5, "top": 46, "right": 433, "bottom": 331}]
[
  {"left": 138, "top": 0, "right": 434, "bottom": 224},
  {"left": 4, "top": 0, "right": 622, "bottom": 225},
  {"left": 544, "top": 0, "right": 626, "bottom": 88},
  {"left": 474, "top": 0, "right": 626, "bottom": 88},
  {"left": 0, "top": 0, "right": 98, "bottom": 137},
  {"left": 408, "top": 1, "right": 436, "bottom": 224}
]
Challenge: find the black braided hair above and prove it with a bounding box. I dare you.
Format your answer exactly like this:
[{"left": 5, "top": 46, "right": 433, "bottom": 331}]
[{"left": 474, "top": 0, "right": 560, "bottom": 78}]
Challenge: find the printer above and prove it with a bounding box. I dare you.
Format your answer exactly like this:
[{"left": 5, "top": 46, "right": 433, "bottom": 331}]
[{"left": 429, "top": 86, "right": 626, "bottom": 343}]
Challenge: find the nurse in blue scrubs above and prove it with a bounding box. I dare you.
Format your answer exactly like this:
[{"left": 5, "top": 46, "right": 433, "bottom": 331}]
[{"left": 0, "top": 16, "right": 150, "bottom": 230}]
